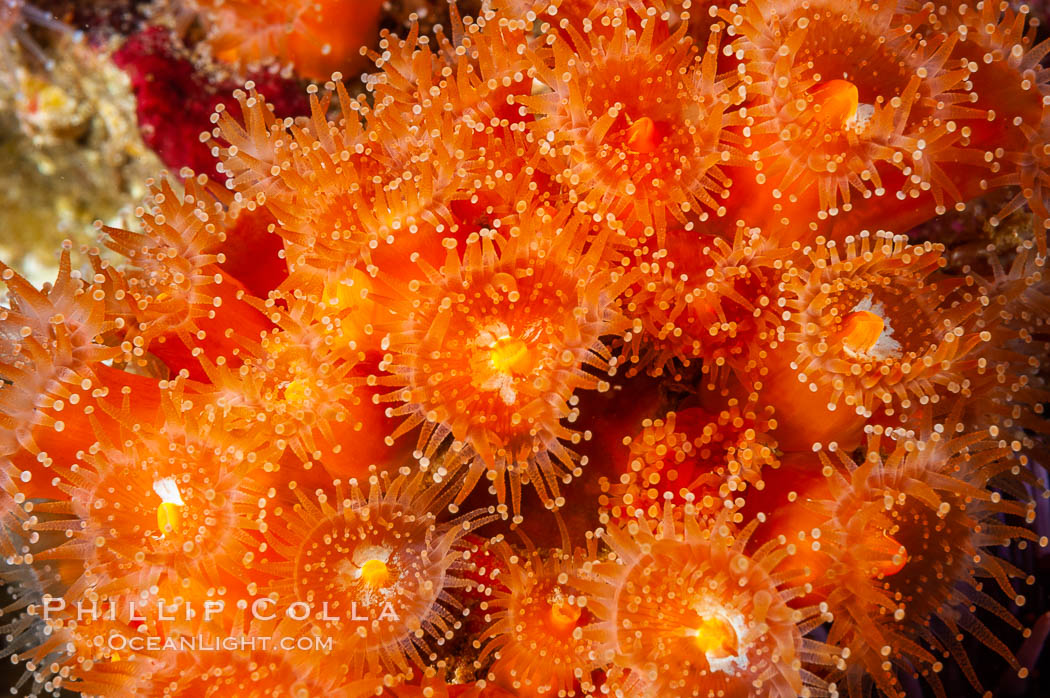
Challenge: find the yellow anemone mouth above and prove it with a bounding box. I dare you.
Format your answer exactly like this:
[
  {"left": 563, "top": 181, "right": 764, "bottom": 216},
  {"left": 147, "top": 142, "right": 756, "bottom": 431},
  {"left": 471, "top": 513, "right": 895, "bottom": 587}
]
[
  {"left": 625, "top": 116, "right": 663, "bottom": 153},
  {"left": 694, "top": 613, "right": 739, "bottom": 659},
  {"left": 489, "top": 336, "right": 532, "bottom": 375},
  {"left": 360, "top": 558, "right": 391, "bottom": 587},
  {"left": 283, "top": 378, "right": 310, "bottom": 404},
  {"left": 549, "top": 599, "right": 582, "bottom": 632},
  {"left": 156, "top": 501, "right": 181, "bottom": 537},
  {"left": 809, "top": 79, "right": 860, "bottom": 129},
  {"left": 868, "top": 529, "right": 908, "bottom": 578},
  {"left": 838, "top": 309, "right": 885, "bottom": 356}
]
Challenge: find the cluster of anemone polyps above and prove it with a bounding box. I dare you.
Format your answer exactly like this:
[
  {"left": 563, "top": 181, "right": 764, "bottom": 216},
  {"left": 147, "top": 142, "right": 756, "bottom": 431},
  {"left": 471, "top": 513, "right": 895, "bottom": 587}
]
[
  {"left": 179, "top": 0, "right": 385, "bottom": 81},
  {"left": 3, "top": 1, "right": 1050, "bottom": 697}
]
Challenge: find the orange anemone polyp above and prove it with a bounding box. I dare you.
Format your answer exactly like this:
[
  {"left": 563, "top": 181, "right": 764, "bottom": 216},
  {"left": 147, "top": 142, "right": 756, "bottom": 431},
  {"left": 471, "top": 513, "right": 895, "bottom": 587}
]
[
  {"left": 767, "top": 230, "right": 989, "bottom": 448},
  {"left": 21, "top": 598, "right": 171, "bottom": 697},
  {"left": 477, "top": 544, "right": 598, "bottom": 696},
  {"left": 723, "top": 0, "right": 983, "bottom": 220},
  {"left": 812, "top": 423, "right": 1043, "bottom": 697},
  {"left": 101, "top": 176, "right": 273, "bottom": 380},
  {"left": 621, "top": 226, "right": 786, "bottom": 383},
  {"left": 262, "top": 469, "right": 493, "bottom": 677},
  {"left": 517, "top": 11, "right": 738, "bottom": 234},
  {"left": 40, "top": 391, "right": 275, "bottom": 602},
  {"left": 598, "top": 405, "right": 779, "bottom": 526},
  {"left": 0, "top": 251, "right": 132, "bottom": 505},
  {"left": 190, "top": 0, "right": 383, "bottom": 80},
  {"left": 580, "top": 507, "right": 835, "bottom": 698},
  {"left": 374, "top": 212, "right": 634, "bottom": 517}
]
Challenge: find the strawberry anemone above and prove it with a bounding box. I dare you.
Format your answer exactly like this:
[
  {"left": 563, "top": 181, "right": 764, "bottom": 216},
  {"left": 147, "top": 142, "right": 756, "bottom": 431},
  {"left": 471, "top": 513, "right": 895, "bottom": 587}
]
[
  {"left": 30, "top": 386, "right": 275, "bottom": 605},
  {"left": 909, "top": 2, "right": 1050, "bottom": 253},
  {"left": 101, "top": 175, "right": 272, "bottom": 380},
  {"left": 17, "top": 600, "right": 172, "bottom": 698},
  {"left": 364, "top": 7, "right": 533, "bottom": 127},
  {"left": 505, "top": 0, "right": 682, "bottom": 28},
  {"left": 992, "top": 106, "right": 1050, "bottom": 256},
  {"left": 956, "top": 242, "right": 1050, "bottom": 444},
  {"left": 185, "top": 0, "right": 384, "bottom": 81},
  {"left": 598, "top": 403, "right": 779, "bottom": 526},
  {"left": 6, "top": 554, "right": 173, "bottom": 698},
  {"left": 764, "top": 231, "right": 990, "bottom": 450},
  {"left": 810, "top": 421, "right": 1045, "bottom": 697},
  {"left": 212, "top": 14, "right": 536, "bottom": 282},
  {"left": 0, "top": 250, "right": 138, "bottom": 529},
  {"left": 383, "top": 676, "right": 518, "bottom": 698},
  {"left": 476, "top": 542, "right": 599, "bottom": 695},
  {"left": 262, "top": 469, "right": 495, "bottom": 679},
  {"left": 620, "top": 225, "right": 786, "bottom": 384},
  {"left": 724, "top": 0, "right": 983, "bottom": 229},
  {"left": 199, "top": 281, "right": 401, "bottom": 481},
  {"left": 0, "top": 3, "right": 1048, "bottom": 697},
  {"left": 213, "top": 82, "right": 370, "bottom": 272},
  {"left": 216, "top": 78, "right": 477, "bottom": 278},
  {"left": 373, "top": 212, "right": 634, "bottom": 518},
  {"left": 0, "top": 550, "right": 68, "bottom": 695},
  {"left": 160, "top": 619, "right": 385, "bottom": 698},
  {"left": 580, "top": 506, "right": 836, "bottom": 698},
  {"left": 360, "top": 13, "right": 543, "bottom": 269},
  {"left": 517, "top": 9, "right": 739, "bottom": 237}
]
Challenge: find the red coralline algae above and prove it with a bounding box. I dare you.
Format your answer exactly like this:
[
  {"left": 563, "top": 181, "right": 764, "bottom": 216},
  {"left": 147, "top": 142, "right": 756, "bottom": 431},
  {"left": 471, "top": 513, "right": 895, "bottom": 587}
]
[{"left": 114, "top": 27, "right": 309, "bottom": 176}]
